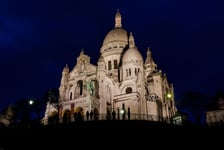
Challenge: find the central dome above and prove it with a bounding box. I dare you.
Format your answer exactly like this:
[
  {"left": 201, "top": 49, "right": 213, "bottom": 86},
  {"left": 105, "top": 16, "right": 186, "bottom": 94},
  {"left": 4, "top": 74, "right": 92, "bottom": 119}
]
[{"left": 103, "top": 28, "right": 128, "bottom": 45}]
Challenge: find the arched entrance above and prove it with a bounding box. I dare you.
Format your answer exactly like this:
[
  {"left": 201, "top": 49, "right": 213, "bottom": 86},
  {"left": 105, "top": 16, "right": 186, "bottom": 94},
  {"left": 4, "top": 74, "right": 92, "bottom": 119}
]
[
  {"left": 74, "top": 107, "right": 84, "bottom": 121},
  {"left": 156, "top": 101, "right": 163, "bottom": 122},
  {"left": 106, "top": 102, "right": 112, "bottom": 120},
  {"left": 48, "top": 111, "right": 58, "bottom": 124},
  {"left": 93, "top": 108, "right": 99, "bottom": 120},
  {"left": 62, "top": 109, "right": 71, "bottom": 123}
]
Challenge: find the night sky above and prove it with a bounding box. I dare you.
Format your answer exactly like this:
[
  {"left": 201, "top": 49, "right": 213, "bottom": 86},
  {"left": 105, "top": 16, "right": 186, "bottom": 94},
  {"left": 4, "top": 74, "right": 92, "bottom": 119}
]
[{"left": 0, "top": 0, "right": 224, "bottom": 112}]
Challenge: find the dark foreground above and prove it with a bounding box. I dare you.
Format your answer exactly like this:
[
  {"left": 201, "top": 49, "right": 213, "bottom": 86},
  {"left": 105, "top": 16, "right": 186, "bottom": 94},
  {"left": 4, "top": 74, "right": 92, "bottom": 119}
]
[{"left": 0, "top": 120, "right": 223, "bottom": 149}]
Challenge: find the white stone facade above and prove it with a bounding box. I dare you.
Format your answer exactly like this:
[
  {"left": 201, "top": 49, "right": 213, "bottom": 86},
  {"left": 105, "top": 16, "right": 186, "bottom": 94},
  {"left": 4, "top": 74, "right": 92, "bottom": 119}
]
[{"left": 43, "top": 10, "right": 177, "bottom": 124}]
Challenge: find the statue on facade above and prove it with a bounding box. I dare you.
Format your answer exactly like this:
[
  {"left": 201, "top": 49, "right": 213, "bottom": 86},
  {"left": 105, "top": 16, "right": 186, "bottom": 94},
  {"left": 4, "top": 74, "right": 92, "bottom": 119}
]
[{"left": 87, "top": 81, "right": 95, "bottom": 95}]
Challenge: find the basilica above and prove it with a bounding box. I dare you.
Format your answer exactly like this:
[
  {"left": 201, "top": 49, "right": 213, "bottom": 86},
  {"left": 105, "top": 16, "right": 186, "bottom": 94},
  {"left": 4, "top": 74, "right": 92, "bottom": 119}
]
[{"left": 42, "top": 10, "right": 177, "bottom": 125}]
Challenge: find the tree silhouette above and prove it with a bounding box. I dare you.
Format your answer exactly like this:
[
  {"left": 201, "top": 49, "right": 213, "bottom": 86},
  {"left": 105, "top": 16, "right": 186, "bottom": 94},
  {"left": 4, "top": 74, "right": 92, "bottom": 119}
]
[
  {"left": 207, "top": 90, "right": 224, "bottom": 111},
  {"left": 42, "top": 88, "right": 59, "bottom": 104},
  {"left": 41, "top": 88, "right": 59, "bottom": 123},
  {"left": 177, "top": 91, "right": 212, "bottom": 125},
  {"left": 12, "top": 97, "right": 43, "bottom": 127},
  {"left": 13, "top": 98, "right": 31, "bottom": 127}
]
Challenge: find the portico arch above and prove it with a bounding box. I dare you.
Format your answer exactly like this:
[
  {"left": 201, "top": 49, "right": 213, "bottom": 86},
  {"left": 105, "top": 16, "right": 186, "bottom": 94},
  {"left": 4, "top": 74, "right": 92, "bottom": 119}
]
[
  {"left": 48, "top": 111, "right": 58, "bottom": 124},
  {"left": 74, "top": 107, "right": 84, "bottom": 121},
  {"left": 62, "top": 109, "right": 71, "bottom": 123}
]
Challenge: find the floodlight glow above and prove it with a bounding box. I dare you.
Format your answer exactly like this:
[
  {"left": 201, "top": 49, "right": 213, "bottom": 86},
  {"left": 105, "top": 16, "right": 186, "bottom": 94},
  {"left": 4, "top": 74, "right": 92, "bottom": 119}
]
[
  {"left": 29, "top": 100, "right": 34, "bottom": 105},
  {"left": 167, "top": 93, "right": 172, "bottom": 99}
]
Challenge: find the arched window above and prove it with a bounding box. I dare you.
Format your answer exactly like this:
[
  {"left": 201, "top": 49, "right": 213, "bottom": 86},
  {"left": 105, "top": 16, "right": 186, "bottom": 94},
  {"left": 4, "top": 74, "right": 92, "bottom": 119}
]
[
  {"left": 147, "top": 75, "right": 153, "bottom": 83},
  {"left": 108, "top": 61, "right": 112, "bottom": 70},
  {"left": 126, "top": 87, "right": 132, "bottom": 94},
  {"left": 77, "top": 80, "right": 83, "bottom": 95},
  {"left": 129, "top": 68, "right": 131, "bottom": 76},
  {"left": 70, "top": 92, "right": 73, "bottom": 100},
  {"left": 126, "top": 69, "right": 128, "bottom": 76},
  {"left": 114, "top": 59, "right": 118, "bottom": 69}
]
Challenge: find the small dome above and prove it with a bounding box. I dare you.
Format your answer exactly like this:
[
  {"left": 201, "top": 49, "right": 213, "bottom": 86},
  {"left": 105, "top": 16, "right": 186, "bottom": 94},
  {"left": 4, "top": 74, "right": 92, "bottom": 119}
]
[
  {"left": 103, "top": 28, "right": 128, "bottom": 45},
  {"left": 122, "top": 47, "right": 143, "bottom": 63},
  {"left": 122, "top": 32, "right": 143, "bottom": 63}
]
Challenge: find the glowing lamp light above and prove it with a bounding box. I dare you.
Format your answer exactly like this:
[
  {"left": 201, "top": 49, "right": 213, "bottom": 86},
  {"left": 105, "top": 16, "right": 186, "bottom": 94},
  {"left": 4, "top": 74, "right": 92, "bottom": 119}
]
[
  {"left": 167, "top": 93, "right": 172, "bottom": 99},
  {"left": 29, "top": 100, "right": 34, "bottom": 105},
  {"left": 120, "top": 109, "right": 124, "bottom": 114}
]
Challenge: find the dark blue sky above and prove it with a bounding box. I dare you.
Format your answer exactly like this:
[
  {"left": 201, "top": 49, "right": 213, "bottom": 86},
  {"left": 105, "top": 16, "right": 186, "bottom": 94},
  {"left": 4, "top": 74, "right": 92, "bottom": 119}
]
[{"left": 0, "top": 0, "right": 224, "bottom": 111}]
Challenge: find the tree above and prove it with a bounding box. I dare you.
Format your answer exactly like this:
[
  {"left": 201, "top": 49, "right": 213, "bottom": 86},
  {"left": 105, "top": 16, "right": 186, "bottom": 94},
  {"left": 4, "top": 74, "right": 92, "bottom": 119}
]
[
  {"left": 177, "top": 91, "right": 212, "bottom": 125},
  {"left": 14, "top": 98, "right": 31, "bottom": 127},
  {"left": 207, "top": 90, "right": 224, "bottom": 111},
  {"left": 42, "top": 88, "right": 59, "bottom": 104},
  {"left": 41, "top": 88, "right": 60, "bottom": 123}
]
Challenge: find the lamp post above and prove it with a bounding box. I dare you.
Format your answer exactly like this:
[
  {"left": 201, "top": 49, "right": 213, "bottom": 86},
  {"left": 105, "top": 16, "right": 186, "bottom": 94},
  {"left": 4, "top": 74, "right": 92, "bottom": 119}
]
[
  {"left": 120, "top": 109, "right": 125, "bottom": 120},
  {"left": 28, "top": 99, "right": 34, "bottom": 122},
  {"left": 166, "top": 93, "right": 172, "bottom": 123}
]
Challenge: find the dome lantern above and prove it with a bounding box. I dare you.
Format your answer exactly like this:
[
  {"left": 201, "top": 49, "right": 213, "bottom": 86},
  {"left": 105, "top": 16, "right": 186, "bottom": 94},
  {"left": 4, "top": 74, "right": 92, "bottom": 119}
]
[{"left": 115, "top": 9, "right": 122, "bottom": 28}]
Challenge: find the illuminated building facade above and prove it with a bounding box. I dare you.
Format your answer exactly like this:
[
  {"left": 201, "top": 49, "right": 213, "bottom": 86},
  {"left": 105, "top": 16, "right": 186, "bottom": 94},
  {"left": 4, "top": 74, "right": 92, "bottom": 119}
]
[
  {"left": 206, "top": 96, "right": 224, "bottom": 127},
  {"left": 42, "top": 10, "right": 177, "bottom": 125}
]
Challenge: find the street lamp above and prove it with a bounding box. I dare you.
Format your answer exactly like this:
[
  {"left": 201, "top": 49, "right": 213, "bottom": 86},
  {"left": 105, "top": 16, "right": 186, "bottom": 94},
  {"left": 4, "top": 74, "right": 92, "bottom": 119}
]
[
  {"left": 120, "top": 109, "right": 124, "bottom": 114},
  {"left": 166, "top": 93, "right": 173, "bottom": 123},
  {"left": 167, "top": 93, "right": 172, "bottom": 99},
  {"left": 120, "top": 109, "right": 125, "bottom": 120},
  {"left": 29, "top": 100, "right": 34, "bottom": 105}
]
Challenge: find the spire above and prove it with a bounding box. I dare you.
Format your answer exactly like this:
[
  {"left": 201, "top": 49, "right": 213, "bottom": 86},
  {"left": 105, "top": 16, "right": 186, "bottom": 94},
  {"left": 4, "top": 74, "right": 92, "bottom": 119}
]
[
  {"left": 63, "top": 64, "right": 69, "bottom": 73},
  {"left": 129, "top": 32, "right": 135, "bottom": 48},
  {"left": 115, "top": 9, "right": 122, "bottom": 28},
  {"left": 147, "top": 47, "right": 151, "bottom": 56},
  {"left": 98, "top": 55, "right": 104, "bottom": 62},
  {"left": 80, "top": 48, "right": 84, "bottom": 55},
  {"left": 145, "top": 47, "right": 157, "bottom": 71},
  {"left": 145, "top": 47, "right": 152, "bottom": 64}
]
